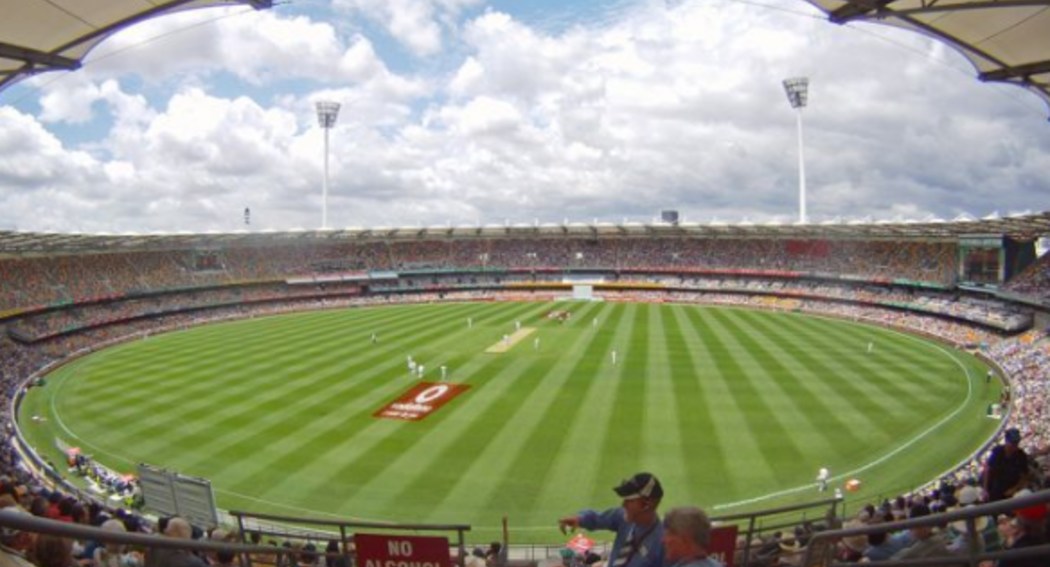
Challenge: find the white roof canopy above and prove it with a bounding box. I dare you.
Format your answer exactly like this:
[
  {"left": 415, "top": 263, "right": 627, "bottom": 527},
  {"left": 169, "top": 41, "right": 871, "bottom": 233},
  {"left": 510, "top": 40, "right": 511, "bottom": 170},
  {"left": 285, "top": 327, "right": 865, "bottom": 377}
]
[
  {"left": 804, "top": 0, "right": 1050, "bottom": 119},
  {"left": 0, "top": 0, "right": 271, "bottom": 92},
  {"left": 1, "top": 0, "right": 1046, "bottom": 118}
]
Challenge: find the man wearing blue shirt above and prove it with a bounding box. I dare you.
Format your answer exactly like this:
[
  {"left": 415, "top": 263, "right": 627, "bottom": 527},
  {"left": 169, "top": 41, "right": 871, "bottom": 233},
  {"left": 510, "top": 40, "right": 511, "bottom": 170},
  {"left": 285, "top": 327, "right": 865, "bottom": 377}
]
[{"left": 557, "top": 473, "right": 665, "bottom": 567}]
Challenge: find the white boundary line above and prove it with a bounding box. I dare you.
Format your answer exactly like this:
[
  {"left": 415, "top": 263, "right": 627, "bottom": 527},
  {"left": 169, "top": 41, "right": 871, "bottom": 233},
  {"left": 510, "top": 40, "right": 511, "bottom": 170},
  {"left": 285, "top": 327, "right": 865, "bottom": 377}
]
[
  {"left": 711, "top": 326, "right": 975, "bottom": 510},
  {"left": 39, "top": 309, "right": 983, "bottom": 527}
]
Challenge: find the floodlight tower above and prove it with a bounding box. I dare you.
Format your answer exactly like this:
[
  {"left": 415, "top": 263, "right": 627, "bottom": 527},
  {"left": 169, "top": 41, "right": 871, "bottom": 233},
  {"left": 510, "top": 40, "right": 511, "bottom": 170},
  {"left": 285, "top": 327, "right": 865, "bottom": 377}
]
[
  {"left": 315, "top": 100, "right": 341, "bottom": 229},
  {"left": 782, "top": 77, "right": 808, "bottom": 224}
]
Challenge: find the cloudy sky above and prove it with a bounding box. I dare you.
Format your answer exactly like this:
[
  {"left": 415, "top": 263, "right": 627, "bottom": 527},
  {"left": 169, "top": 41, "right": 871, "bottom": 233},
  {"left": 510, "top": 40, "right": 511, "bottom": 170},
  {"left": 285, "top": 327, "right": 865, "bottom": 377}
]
[{"left": 1, "top": 0, "right": 1048, "bottom": 233}]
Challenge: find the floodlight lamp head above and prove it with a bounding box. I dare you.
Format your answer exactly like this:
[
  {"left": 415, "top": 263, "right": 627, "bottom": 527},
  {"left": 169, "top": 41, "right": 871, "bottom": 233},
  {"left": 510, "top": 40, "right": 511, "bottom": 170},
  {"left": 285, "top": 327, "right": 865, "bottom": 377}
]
[
  {"left": 782, "top": 77, "right": 809, "bottom": 109},
  {"left": 315, "top": 101, "right": 341, "bottom": 128}
]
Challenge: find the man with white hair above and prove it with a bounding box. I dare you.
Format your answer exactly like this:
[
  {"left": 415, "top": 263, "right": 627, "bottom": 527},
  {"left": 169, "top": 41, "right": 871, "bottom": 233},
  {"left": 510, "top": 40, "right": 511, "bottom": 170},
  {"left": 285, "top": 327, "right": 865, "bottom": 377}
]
[
  {"left": 144, "top": 517, "right": 207, "bottom": 567},
  {"left": 661, "top": 507, "right": 724, "bottom": 567}
]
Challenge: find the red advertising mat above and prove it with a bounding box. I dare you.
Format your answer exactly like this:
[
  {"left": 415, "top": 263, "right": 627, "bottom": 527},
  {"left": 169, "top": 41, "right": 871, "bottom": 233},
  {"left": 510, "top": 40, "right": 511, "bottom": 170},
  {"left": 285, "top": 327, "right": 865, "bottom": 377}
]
[{"left": 374, "top": 382, "right": 470, "bottom": 421}]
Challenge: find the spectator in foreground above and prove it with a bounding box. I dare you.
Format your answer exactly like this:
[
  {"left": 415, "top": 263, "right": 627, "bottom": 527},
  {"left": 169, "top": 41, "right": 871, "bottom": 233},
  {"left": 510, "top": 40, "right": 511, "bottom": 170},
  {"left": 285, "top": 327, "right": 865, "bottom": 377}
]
[
  {"left": 984, "top": 428, "right": 1030, "bottom": 502},
  {"left": 985, "top": 491, "right": 1048, "bottom": 567},
  {"left": 32, "top": 534, "right": 75, "bottom": 567},
  {"left": 557, "top": 473, "right": 665, "bottom": 567},
  {"left": 661, "top": 506, "right": 723, "bottom": 567},
  {"left": 94, "top": 518, "right": 143, "bottom": 567},
  {"left": 145, "top": 517, "right": 206, "bottom": 567},
  {"left": 889, "top": 503, "right": 954, "bottom": 563}
]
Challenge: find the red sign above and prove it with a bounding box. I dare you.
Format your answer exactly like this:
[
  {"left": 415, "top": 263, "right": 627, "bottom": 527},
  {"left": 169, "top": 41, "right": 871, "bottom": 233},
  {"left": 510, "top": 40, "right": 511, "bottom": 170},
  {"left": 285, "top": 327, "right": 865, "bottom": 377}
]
[
  {"left": 708, "top": 525, "right": 739, "bottom": 567},
  {"left": 374, "top": 382, "right": 470, "bottom": 421},
  {"left": 355, "top": 534, "right": 451, "bottom": 567}
]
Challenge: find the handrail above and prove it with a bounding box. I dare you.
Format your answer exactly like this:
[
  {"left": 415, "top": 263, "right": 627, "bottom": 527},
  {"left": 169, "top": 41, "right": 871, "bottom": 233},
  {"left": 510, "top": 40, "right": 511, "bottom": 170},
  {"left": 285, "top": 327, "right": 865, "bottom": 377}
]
[
  {"left": 712, "top": 495, "right": 841, "bottom": 567},
  {"left": 712, "top": 496, "right": 842, "bottom": 522},
  {"left": 0, "top": 510, "right": 276, "bottom": 555},
  {"left": 228, "top": 510, "right": 470, "bottom": 531},
  {"left": 801, "top": 489, "right": 1050, "bottom": 567},
  {"left": 0, "top": 510, "right": 475, "bottom": 567},
  {"left": 229, "top": 510, "right": 471, "bottom": 567}
]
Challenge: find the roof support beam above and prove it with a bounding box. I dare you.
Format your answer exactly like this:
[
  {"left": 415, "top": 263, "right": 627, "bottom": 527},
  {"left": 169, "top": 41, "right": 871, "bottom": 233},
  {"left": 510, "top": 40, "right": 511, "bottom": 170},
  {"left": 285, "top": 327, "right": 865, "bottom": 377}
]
[
  {"left": 889, "top": 0, "right": 1050, "bottom": 16},
  {"left": 980, "top": 60, "right": 1050, "bottom": 82},
  {"left": 0, "top": 42, "right": 80, "bottom": 70},
  {"left": 828, "top": 0, "right": 898, "bottom": 23}
]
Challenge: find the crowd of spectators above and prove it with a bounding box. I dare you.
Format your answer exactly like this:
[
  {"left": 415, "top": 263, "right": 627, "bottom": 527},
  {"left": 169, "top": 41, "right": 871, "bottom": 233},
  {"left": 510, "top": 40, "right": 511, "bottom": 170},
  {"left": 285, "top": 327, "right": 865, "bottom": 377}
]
[
  {"left": 1005, "top": 252, "right": 1050, "bottom": 301},
  {"left": 5, "top": 282, "right": 371, "bottom": 342},
  {"left": 710, "top": 304, "right": 1050, "bottom": 567},
  {"left": 1, "top": 236, "right": 976, "bottom": 316},
  {"left": 985, "top": 332, "right": 1050, "bottom": 453},
  {"left": 5, "top": 256, "right": 1034, "bottom": 343},
  {"left": 0, "top": 240, "right": 1048, "bottom": 566},
  {"left": 729, "top": 483, "right": 1048, "bottom": 566}
]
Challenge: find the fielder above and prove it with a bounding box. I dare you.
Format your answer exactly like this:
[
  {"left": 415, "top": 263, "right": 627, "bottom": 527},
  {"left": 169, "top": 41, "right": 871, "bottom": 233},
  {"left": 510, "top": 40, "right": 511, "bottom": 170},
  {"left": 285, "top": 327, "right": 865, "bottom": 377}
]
[{"left": 817, "top": 467, "right": 829, "bottom": 492}]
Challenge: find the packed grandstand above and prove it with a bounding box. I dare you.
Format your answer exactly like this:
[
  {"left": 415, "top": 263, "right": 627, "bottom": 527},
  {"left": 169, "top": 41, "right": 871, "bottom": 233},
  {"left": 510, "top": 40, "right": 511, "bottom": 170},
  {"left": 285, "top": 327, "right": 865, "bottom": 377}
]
[
  {"left": 4, "top": 0, "right": 1050, "bottom": 564},
  {"left": 2, "top": 219, "right": 1050, "bottom": 566}
]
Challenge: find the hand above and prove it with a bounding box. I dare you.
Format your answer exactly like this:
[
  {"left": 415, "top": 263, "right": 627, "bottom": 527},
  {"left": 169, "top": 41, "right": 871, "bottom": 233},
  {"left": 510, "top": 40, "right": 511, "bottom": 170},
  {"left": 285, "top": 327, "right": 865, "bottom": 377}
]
[{"left": 558, "top": 516, "right": 580, "bottom": 534}]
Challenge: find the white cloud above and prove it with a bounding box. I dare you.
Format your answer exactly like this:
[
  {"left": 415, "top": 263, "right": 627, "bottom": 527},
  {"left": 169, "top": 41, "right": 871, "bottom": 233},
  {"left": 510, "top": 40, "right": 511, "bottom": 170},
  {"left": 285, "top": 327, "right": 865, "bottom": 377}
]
[
  {"left": 47, "top": 7, "right": 423, "bottom": 92},
  {"left": 1, "top": 0, "right": 1048, "bottom": 233},
  {"left": 0, "top": 108, "right": 100, "bottom": 186},
  {"left": 449, "top": 96, "right": 523, "bottom": 136},
  {"left": 37, "top": 75, "right": 105, "bottom": 124},
  {"left": 335, "top": 0, "right": 483, "bottom": 57}
]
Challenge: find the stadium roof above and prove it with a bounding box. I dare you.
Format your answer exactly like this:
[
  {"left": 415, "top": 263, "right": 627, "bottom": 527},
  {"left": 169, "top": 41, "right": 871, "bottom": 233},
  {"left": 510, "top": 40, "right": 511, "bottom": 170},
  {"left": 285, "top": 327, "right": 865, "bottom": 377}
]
[
  {"left": 0, "top": 0, "right": 272, "bottom": 92},
  {"left": 2, "top": 0, "right": 1048, "bottom": 116},
  {"left": 804, "top": 0, "right": 1050, "bottom": 118},
  {"left": 1, "top": 212, "right": 1048, "bottom": 256}
]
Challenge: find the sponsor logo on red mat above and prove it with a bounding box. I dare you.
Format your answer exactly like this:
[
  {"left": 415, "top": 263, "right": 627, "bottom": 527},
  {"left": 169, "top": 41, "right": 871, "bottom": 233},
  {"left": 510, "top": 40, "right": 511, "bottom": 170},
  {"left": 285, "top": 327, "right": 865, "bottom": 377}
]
[
  {"left": 355, "top": 534, "right": 451, "bottom": 567},
  {"left": 374, "top": 382, "right": 469, "bottom": 421}
]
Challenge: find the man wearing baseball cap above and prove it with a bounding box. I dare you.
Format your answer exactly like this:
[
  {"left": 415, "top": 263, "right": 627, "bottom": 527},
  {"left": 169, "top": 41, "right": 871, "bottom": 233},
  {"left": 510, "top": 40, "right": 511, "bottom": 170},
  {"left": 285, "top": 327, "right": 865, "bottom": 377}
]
[
  {"left": 983, "top": 427, "right": 1030, "bottom": 502},
  {"left": 557, "top": 473, "right": 665, "bottom": 567}
]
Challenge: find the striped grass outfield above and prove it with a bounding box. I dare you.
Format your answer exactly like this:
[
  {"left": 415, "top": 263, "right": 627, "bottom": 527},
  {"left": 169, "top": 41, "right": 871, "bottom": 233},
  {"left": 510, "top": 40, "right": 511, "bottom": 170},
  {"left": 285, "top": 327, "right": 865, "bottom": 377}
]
[{"left": 18, "top": 302, "right": 1001, "bottom": 542}]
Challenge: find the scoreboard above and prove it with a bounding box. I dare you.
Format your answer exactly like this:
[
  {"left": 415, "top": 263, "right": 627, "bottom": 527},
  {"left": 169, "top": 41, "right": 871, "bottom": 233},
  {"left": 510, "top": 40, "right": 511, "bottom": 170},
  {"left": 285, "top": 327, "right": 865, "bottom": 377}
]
[
  {"left": 959, "top": 235, "right": 1002, "bottom": 285},
  {"left": 959, "top": 235, "right": 1038, "bottom": 286}
]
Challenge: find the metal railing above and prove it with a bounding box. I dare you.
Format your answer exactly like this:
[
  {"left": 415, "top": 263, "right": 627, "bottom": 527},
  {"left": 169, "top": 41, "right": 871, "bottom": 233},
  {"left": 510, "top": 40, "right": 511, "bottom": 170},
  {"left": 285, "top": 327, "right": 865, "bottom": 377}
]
[
  {"left": 0, "top": 509, "right": 473, "bottom": 567},
  {"left": 801, "top": 489, "right": 1050, "bottom": 567},
  {"left": 229, "top": 510, "right": 472, "bottom": 567},
  {"left": 712, "top": 495, "right": 842, "bottom": 567},
  {"left": 0, "top": 510, "right": 284, "bottom": 562}
]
